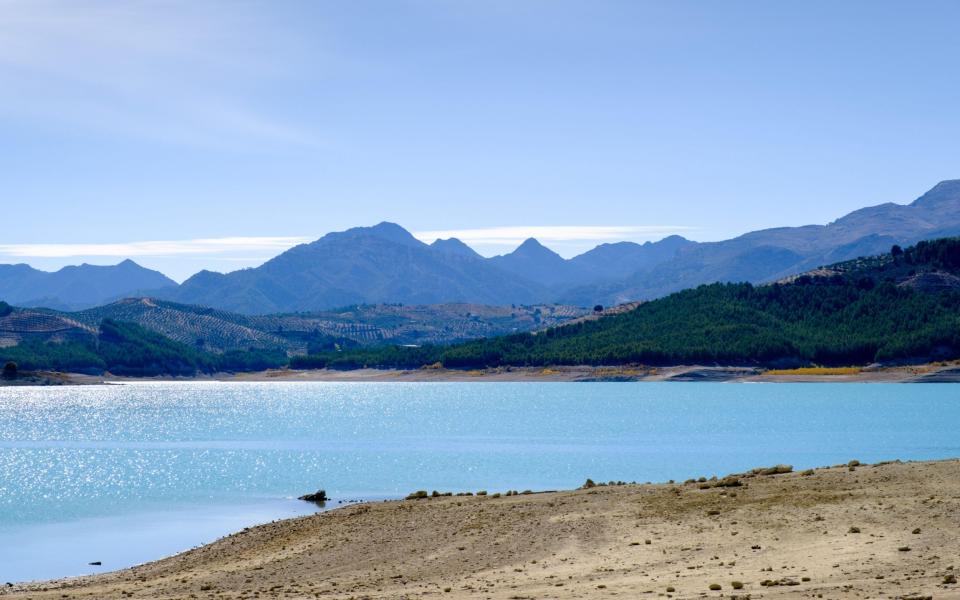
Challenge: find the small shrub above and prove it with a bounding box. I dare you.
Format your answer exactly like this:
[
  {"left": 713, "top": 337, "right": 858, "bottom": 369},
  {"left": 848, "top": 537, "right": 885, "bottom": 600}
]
[
  {"left": 944, "top": 574, "right": 957, "bottom": 584},
  {"left": 709, "top": 583, "right": 722, "bottom": 590},
  {"left": 666, "top": 586, "right": 675, "bottom": 592},
  {"left": 731, "top": 581, "right": 744, "bottom": 590},
  {"left": 582, "top": 478, "right": 596, "bottom": 489},
  {"left": 713, "top": 477, "right": 742, "bottom": 488},
  {"left": 1, "top": 361, "right": 16, "bottom": 379},
  {"left": 765, "top": 366, "right": 861, "bottom": 376},
  {"left": 405, "top": 490, "right": 428, "bottom": 500},
  {"left": 756, "top": 464, "right": 793, "bottom": 476},
  {"left": 848, "top": 526, "right": 861, "bottom": 533}
]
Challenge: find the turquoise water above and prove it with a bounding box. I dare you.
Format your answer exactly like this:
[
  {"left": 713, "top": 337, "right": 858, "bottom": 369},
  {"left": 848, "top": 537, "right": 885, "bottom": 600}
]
[{"left": 1, "top": 381, "right": 958, "bottom": 582}]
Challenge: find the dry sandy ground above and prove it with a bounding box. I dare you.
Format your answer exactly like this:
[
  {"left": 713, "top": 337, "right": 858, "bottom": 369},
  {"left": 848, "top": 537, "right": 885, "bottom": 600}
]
[
  {"left": 222, "top": 363, "right": 960, "bottom": 383},
  {"left": 5, "top": 460, "right": 960, "bottom": 600},
  {"left": 7, "top": 363, "right": 960, "bottom": 386},
  {"left": 97, "top": 363, "right": 960, "bottom": 384}
]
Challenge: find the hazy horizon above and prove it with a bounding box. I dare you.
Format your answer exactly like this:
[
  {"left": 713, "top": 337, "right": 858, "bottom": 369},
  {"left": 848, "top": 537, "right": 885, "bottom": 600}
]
[
  {"left": 3, "top": 1, "right": 960, "bottom": 280},
  {"left": 0, "top": 177, "right": 943, "bottom": 284}
]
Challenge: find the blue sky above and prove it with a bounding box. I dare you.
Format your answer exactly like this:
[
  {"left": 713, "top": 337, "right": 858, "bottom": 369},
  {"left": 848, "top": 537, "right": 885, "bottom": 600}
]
[{"left": 2, "top": 1, "right": 959, "bottom": 281}]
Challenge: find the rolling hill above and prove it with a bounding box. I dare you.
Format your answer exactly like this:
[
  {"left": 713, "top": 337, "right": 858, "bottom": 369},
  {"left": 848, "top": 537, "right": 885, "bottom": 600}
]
[
  {"left": 0, "top": 311, "right": 216, "bottom": 376},
  {"left": 9, "top": 298, "right": 586, "bottom": 355}
]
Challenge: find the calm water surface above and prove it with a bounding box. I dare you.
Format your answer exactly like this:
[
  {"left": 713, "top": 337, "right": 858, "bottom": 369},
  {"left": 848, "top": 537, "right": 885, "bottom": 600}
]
[{"left": 1, "top": 381, "right": 958, "bottom": 582}]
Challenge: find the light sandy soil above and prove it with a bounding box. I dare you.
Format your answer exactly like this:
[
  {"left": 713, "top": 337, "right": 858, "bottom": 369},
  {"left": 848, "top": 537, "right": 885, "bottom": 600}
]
[
  {"left": 5, "top": 460, "right": 960, "bottom": 599},
  {"left": 8, "top": 363, "right": 960, "bottom": 386},
  {"left": 205, "top": 363, "right": 960, "bottom": 383}
]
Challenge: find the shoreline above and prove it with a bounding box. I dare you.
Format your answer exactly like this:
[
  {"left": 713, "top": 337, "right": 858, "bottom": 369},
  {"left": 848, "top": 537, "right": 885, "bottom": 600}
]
[
  {"left": 6, "top": 362, "right": 960, "bottom": 386},
  {"left": 4, "top": 458, "right": 959, "bottom": 599}
]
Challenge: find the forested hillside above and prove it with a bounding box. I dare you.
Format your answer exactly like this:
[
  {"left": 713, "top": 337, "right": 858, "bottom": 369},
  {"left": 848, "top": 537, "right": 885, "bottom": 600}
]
[
  {"left": 0, "top": 319, "right": 215, "bottom": 375},
  {"left": 292, "top": 238, "right": 960, "bottom": 370}
]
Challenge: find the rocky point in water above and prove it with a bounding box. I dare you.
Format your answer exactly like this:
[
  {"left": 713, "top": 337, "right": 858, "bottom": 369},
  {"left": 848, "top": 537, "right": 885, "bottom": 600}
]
[{"left": 299, "top": 490, "right": 327, "bottom": 502}]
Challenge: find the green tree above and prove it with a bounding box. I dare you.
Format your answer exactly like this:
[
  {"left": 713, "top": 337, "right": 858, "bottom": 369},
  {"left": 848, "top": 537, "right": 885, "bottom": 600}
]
[{"left": 2, "top": 361, "right": 17, "bottom": 379}]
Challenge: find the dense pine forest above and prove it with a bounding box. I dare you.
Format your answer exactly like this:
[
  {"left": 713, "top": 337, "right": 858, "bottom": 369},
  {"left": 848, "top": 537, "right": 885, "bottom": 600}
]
[{"left": 2, "top": 238, "right": 960, "bottom": 375}]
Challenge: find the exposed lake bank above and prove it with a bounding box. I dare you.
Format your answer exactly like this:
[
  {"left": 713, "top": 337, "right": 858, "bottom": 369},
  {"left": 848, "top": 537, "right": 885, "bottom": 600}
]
[
  {"left": 6, "top": 361, "right": 960, "bottom": 386},
  {"left": 225, "top": 363, "right": 960, "bottom": 383},
  {"left": 5, "top": 459, "right": 959, "bottom": 599}
]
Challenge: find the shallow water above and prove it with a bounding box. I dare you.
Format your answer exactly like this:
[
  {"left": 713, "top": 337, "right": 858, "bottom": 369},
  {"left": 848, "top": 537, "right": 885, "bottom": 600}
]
[{"left": 1, "top": 381, "right": 958, "bottom": 582}]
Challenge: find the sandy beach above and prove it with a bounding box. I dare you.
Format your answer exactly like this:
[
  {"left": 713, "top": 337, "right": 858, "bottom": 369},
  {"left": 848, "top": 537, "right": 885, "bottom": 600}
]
[{"left": 4, "top": 459, "right": 959, "bottom": 599}]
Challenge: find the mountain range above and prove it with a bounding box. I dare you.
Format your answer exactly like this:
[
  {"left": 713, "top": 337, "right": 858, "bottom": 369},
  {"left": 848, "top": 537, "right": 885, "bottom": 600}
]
[
  {"left": 0, "top": 259, "right": 176, "bottom": 311},
  {"left": 298, "top": 236, "right": 960, "bottom": 371},
  {"left": 3, "top": 180, "right": 960, "bottom": 313}
]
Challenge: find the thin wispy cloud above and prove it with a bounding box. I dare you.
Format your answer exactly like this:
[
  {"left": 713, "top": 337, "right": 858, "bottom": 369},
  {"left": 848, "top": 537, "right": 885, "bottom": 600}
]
[
  {"left": 0, "top": 237, "right": 311, "bottom": 259},
  {"left": 414, "top": 226, "right": 698, "bottom": 247},
  {"left": 0, "top": 0, "right": 317, "bottom": 149}
]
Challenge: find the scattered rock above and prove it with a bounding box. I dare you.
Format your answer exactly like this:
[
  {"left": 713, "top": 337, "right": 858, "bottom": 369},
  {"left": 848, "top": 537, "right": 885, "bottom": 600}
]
[{"left": 299, "top": 489, "right": 328, "bottom": 502}]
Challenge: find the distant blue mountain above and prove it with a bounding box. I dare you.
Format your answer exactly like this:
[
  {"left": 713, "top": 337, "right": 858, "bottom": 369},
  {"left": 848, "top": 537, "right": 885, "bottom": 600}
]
[
  {"left": 166, "top": 222, "right": 550, "bottom": 313},
  {"left": 560, "top": 179, "right": 960, "bottom": 306},
  {"left": 430, "top": 237, "right": 483, "bottom": 259},
  {"left": 4, "top": 181, "right": 960, "bottom": 313},
  {"left": 0, "top": 259, "right": 177, "bottom": 310}
]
